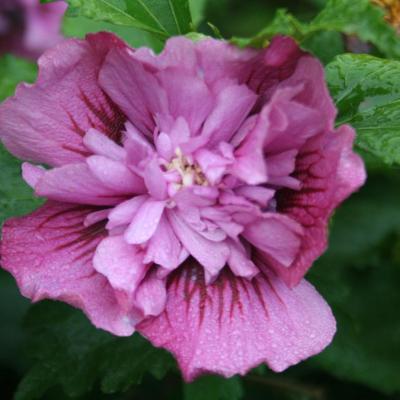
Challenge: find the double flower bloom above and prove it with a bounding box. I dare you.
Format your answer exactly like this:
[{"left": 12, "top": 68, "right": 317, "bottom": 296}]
[{"left": 0, "top": 33, "right": 365, "bottom": 380}]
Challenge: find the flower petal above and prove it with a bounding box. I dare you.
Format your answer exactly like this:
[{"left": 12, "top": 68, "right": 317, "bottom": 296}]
[
  {"left": 243, "top": 213, "right": 303, "bottom": 268},
  {"left": 168, "top": 210, "right": 229, "bottom": 279},
  {"left": 201, "top": 84, "right": 257, "bottom": 148},
  {"left": 124, "top": 199, "right": 165, "bottom": 244},
  {"left": 144, "top": 215, "right": 183, "bottom": 271},
  {"left": 137, "top": 261, "right": 336, "bottom": 381},
  {"left": 83, "top": 128, "right": 126, "bottom": 161},
  {"left": 0, "top": 33, "right": 127, "bottom": 166},
  {"left": 134, "top": 269, "right": 167, "bottom": 317},
  {"left": 275, "top": 126, "right": 366, "bottom": 286},
  {"left": 93, "top": 235, "right": 148, "bottom": 310},
  {"left": 1, "top": 201, "right": 137, "bottom": 336},
  {"left": 99, "top": 47, "right": 168, "bottom": 137},
  {"left": 87, "top": 155, "right": 145, "bottom": 194},
  {"left": 34, "top": 163, "right": 126, "bottom": 206}
]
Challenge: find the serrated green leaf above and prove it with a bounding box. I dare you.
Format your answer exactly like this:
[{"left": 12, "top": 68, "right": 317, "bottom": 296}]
[
  {"left": 15, "top": 302, "right": 174, "bottom": 400},
  {"left": 232, "top": 0, "right": 400, "bottom": 61},
  {"left": 184, "top": 375, "right": 244, "bottom": 400},
  {"left": 67, "top": 0, "right": 193, "bottom": 40},
  {"left": 326, "top": 54, "right": 400, "bottom": 164}
]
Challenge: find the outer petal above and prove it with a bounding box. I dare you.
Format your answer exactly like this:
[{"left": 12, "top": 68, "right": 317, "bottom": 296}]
[
  {"left": 246, "top": 36, "right": 304, "bottom": 106},
  {"left": 99, "top": 47, "right": 168, "bottom": 137},
  {"left": 1, "top": 202, "right": 137, "bottom": 336},
  {"left": 137, "top": 261, "right": 336, "bottom": 381},
  {"left": 275, "top": 125, "right": 366, "bottom": 287},
  {"left": 133, "top": 36, "right": 256, "bottom": 88},
  {"left": 0, "top": 33, "right": 127, "bottom": 166}
]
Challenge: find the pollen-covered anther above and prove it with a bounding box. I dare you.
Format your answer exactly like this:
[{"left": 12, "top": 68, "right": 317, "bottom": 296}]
[{"left": 167, "top": 148, "right": 209, "bottom": 188}]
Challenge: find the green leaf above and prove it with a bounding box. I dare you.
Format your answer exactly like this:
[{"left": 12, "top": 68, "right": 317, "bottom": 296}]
[
  {"left": 0, "top": 145, "right": 42, "bottom": 227},
  {"left": 232, "top": 0, "right": 400, "bottom": 61},
  {"left": 62, "top": 14, "right": 163, "bottom": 51},
  {"left": 184, "top": 375, "right": 244, "bottom": 400},
  {"left": 0, "top": 56, "right": 37, "bottom": 102},
  {"left": 189, "top": 0, "right": 207, "bottom": 27},
  {"left": 326, "top": 54, "right": 400, "bottom": 164},
  {"left": 66, "top": 0, "right": 193, "bottom": 40},
  {"left": 15, "top": 302, "right": 174, "bottom": 400},
  {"left": 309, "top": 172, "right": 400, "bottom": 394}
]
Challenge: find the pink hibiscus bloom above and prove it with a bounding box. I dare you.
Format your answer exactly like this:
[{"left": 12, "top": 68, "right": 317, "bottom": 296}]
[
  {"left": 0, "top": 33, "right": 366, "bottom": 380},
  {"left": 0, "top": 0, "right": 67, "bottom": 59}
]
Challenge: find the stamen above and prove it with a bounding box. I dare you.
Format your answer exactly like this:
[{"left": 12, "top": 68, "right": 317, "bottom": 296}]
[{"left": 166, "top": 148, "right": 208, "bottom": 188}]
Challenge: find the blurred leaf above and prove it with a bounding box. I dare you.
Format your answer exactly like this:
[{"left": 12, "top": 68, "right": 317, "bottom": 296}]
[
  {"left": 15, "top": 302, "right": 174, "bottom": 400},
  {"left": 326, "top": 54, "right": 400, "bottom": 164},
  {"left": 0, "top": 56, "right": 37, "bottom": 102},
  {"left": 302, "top": 30, "right": 345, "bottom": 64},
  {"left": 189, "top": 0, "right": 207, "bottom": 27},
  {"left": 0, "top": 145, "right": 42, "bottom": 226},
  {"left": 184, "top": 375, "right": 243, "bottom": 400},
  {"left": 232, "top": 0, "right": 400, "bottom": 60},
  {"left": 0, "top": 271, "right": 30, "bottom": 370},
  {"left": 67, "top": 0, "right": 193, "bottom": 40},
  {"left": 309, "top": 172, "right": 400, "bottom": 394}
]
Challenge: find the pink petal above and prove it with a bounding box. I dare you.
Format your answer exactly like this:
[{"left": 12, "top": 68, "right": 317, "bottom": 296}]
[
  {"left": 157, "top": 69, "right": 214, "bottom": 135},
  {"left": 142, "top": 157, "right": 168, "bottom": 200},
  {"left": 278, "top": 56, "right": 337, "bottom": 131},
  {"left": 137, "top": 261, "right": 336, "bottom": 381},
  {"left": 83, "top": 128, "right": 126, "bottom": 161},
  {"left": 144, "top": 215, "right": 183, "bottom": 271},
  {"left": 275, "top": 126, "right": 365, "bottom": 286},
  {"left": 124, "top": 199, "right": 165, "bottom": 244},
  {"left": 234, "top": 186, "right": 275, "bottom": 207},
  {"left": 246, "top": 36, "right": 304, "bottom": 102},
  {"left": 132, "top": 37, "right": 198, "bottom": 73},
  {"left": 1, "top": 202, "right": 137, "bottom": 336},
  {"left": 167, "top": 210, "right": 229, "bottom": 278},
  {"left": 99, "top": 47, "right": 168, "bottom": 137},
  {"left": 86, "top": 155, "right": 145, "bottom": 194},
  {"left": 106, "top": 195, "right": 147, "bottom": 230},
  {"left": 243, "top": 213, "right": 303, "bottom": 268},
  {"left": 22, "top": 162, "right": 45, "bottom": 188},
  {"left": 227, "top": 240, "right": 259, "bottom": 278},
  {"left": 34, "top": 163, "right": 125, "bottom": 206},
  {"left": 134, "top": 270, "right": 167, "bottom": 317},
  {"left": 93, "top": 235, "right": 148, "bottom": 310},
  {"left": 0, "top": 33, "right": 127, "bottom": 166},
  {"left": 201, "top": 84, "right": 257, "bottom": 148},
  {"left": 84, "top": 209, "right": 110, "bottom": 227}
]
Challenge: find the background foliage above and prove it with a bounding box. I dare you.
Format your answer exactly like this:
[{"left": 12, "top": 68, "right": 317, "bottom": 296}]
[{"left": 1, "top": 0, "right": 400, "bottom": 399}]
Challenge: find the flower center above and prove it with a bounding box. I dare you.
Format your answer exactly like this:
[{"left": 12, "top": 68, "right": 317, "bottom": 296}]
[{"left": 166, "top": 148, "right": 208, "bottom": 188}]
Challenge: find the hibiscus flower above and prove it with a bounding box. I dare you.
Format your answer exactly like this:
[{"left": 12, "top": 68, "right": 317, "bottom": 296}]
[{"left": 0, "top": 33, "right": 366, "bottom": 380}]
